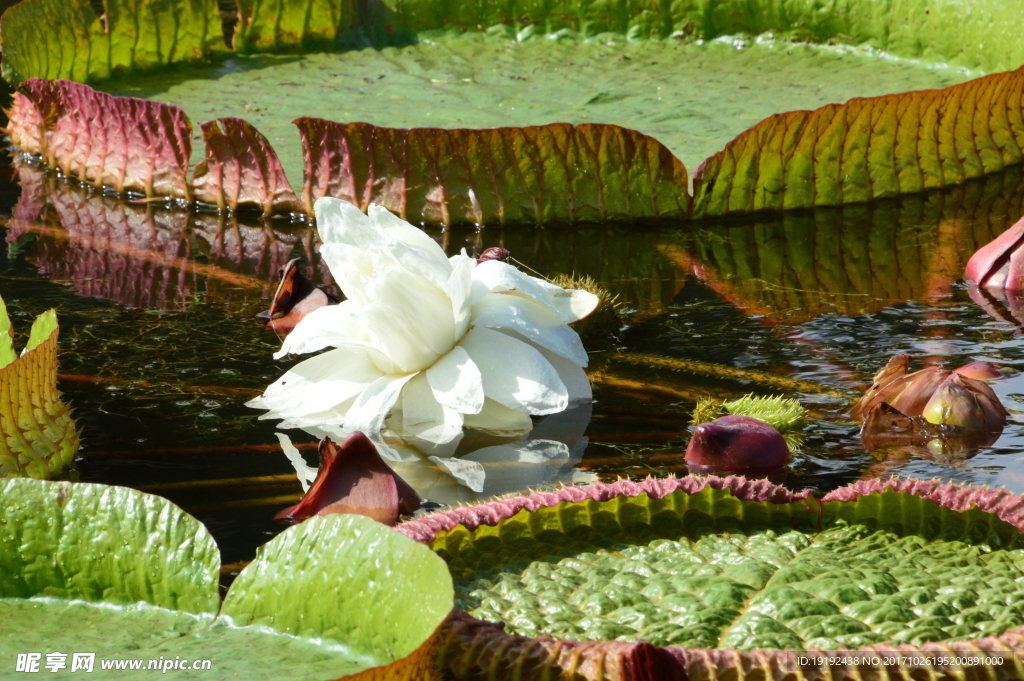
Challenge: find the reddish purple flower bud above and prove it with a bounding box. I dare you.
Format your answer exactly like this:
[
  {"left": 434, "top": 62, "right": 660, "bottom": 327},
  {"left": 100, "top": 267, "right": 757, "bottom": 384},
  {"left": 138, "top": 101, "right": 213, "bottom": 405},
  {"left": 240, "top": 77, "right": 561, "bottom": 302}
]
[
  {"left": 965, "top": 217, "right": 1024, "bottom": 295},
  {"left": 260, "top": 258, "right": 334, "bottom": 336},
  {"left": 685, "top": 415, "right": 789, "bottom": 474},
  {"left": 477, "top": 247, "right": 511, "bottom": 264},
  {"left": 275, "top": 432, "right": 421, "bottom": 526},
  {"left": 954, "top": 360, "right": 1006, "bottom": 380}
]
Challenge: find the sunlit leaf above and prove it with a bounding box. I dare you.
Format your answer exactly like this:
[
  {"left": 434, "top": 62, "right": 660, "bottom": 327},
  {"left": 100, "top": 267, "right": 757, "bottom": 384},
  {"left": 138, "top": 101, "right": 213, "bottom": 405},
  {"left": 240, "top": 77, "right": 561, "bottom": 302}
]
[
  {"left": 298, "top": 120, "right": 690, "bottom": 225},
  {"left": 0, "top": 480, "right": 454, "bottom": 680},
  {"left": 0, "top": 0, "right": 225, "bottom": 85},
  {"left": 693, "top": 66, "right": 1024, "bottom": 217},
  {"left": 0, "top": 306, "right": 79, "bottom": 480},
  {"left": 402, "top": 476, "right": 1024, "bottom": 680},
  {"left": 193, "top": 117, "right": 303, "bottom": 215}
]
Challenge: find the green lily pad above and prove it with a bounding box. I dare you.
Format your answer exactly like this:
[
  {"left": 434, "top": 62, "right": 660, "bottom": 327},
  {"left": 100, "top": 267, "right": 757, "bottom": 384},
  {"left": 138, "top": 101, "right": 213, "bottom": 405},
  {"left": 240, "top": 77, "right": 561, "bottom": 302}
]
[
  {"left": 0, "top": 479, "right": 454, "bottom": 680},
  {"left": 108, "top": 34, "right": 975, "bottom": 192},
  {"left": 400, "top": 477, "right": 1024, "bottom": 678}
]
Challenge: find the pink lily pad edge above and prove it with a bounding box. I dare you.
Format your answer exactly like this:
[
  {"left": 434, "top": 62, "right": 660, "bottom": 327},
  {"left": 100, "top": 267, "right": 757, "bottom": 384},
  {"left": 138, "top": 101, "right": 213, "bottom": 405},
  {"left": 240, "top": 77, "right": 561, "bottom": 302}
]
[{"left": 398, "top": 475, "right": 1024, "bottom": 679}]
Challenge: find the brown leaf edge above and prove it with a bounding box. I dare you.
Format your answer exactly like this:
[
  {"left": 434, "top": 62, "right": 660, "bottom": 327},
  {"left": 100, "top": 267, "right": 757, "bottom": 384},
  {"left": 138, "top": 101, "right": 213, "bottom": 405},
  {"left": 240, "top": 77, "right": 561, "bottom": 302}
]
[
  {"left": 330, "top": 622, "right": 445, "bottom": 681},
  {"left": 693, "top": 65, "right": 1024, "bottom": 218},
  {"left": 0, "top": 326, "right": 80, "bottom": 479},
  {"left": 397, "top": 475, "right": 1024, "bottom": 681}
]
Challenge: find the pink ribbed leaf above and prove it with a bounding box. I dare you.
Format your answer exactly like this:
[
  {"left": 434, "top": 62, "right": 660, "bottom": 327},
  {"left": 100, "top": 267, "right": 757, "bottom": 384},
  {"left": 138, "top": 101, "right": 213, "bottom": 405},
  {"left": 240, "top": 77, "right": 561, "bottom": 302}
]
[
  {"left": 11, "top": 79, "right": 192, "bottom": 200},
  {"left": 296, "top": 119, "right": 691, "bottom": 226},
  {"left": 191, "top": 118, "right": 303, "bottom": 216}
]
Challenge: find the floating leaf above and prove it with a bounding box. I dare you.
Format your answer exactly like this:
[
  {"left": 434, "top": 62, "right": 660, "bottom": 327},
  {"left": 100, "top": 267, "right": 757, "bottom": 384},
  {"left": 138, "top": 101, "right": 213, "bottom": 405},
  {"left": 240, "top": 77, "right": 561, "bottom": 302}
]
[
  {"left": 400, "top": 476, "right": 1024, "bottom": 680},
  {"left": 0, "top": 0, "right": 225, "bottom": 85},
  {"left": 693, "top": 66, "right": 1024, "bottom": 217},
  {"left": 297, "top": 119, "right": 690, "bottom": 224},
  {"left": 233, "top": 0, "right": 360, "bottom": 53},
  {"left": 9, "top": 79, "right": 193, "bottom": 199},
  {"left": 192, "top": 117, "right": 303, "bottom": 215},
  {"left": 0, "top": 304, "right": 79, "bottom": 480},
  {"left": 0, "top": 479, "right": 454, "bottom": 679}
]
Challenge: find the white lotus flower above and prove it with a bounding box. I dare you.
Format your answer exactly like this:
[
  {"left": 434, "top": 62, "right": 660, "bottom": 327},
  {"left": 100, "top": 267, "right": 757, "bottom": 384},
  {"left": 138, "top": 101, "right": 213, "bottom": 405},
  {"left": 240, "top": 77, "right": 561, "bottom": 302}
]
[{"left": 248, "top": 197, "right": 598, "bottom": 443}]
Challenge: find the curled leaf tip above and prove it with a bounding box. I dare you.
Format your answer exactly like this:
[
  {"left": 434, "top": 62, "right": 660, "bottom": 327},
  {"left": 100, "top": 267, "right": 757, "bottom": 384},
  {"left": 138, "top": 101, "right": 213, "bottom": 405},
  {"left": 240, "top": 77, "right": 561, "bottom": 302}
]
[
  {"left": 262, "top": 258, "right": 335, "bottom": 335},
  {"left": 275, "top": 432, "right": 421, "bottom": 526}
]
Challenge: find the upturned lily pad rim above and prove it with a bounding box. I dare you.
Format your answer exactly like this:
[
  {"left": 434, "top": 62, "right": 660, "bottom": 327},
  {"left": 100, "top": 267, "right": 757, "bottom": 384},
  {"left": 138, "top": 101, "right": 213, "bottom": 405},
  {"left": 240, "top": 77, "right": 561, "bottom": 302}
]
[{"left": 398, "top": 475, "right": 1024, "bottom": 671}]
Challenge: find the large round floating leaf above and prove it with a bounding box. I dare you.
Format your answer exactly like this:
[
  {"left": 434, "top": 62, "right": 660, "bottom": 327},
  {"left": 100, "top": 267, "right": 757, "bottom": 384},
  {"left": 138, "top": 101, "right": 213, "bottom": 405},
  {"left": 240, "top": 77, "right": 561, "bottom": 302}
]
[
  {"left": 224, "top": 513, "right": 454, "bottom": 665},
  {"left": 399, "top": 476, "right": 1024, "bottom": 680},
  {"left": 0, "top": 480, "right": 454, "bottom": 680},
  {"left": 0, "top": 478, "right": 220, "bottom": 611}
]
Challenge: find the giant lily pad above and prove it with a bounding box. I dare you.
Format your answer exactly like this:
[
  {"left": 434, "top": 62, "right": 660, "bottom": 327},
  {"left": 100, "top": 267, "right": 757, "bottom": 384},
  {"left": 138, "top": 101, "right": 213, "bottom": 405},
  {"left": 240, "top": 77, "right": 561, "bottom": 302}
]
[
  {"left": 0, "top": 478, "right": 453, "bottom": 680},
  {"left": 4, "top": 0, "right": 1023, "bottom": 223},
  {"left": 399, "top": 476, "right": 1024, "bottom": 679}
]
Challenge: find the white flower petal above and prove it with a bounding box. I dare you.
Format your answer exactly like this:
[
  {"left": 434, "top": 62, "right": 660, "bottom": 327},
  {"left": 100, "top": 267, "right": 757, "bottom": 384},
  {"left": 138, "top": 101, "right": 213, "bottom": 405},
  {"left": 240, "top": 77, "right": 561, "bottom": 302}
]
[
  {"left": 501, "top": 333, "right": 593, "bottom": 407},
  {"left": 463, "top": 398, "right": 534, "bottom": 435},
  {"left": 368, "top": 204, "right": 452, "bottom": 289},
  {"left": 276, "top": 395, "right": 357, "bottom": 430},
  {"left": 277, "top": 432, "right": 317, "bottom": 492},
  {"left": 344, "top": 372, "right": 417, "bottom": 436},
  {"left": 470, "top": 293, "right": 588, "bottom": 366},
  {"left": 396, "top": 373, "right": 465, "bottom": 445},
  {"left": 530, "top": 279, "right": 601, "bottom": 323},
  {"left": 275, "top": 301, "right": 367, "bottom": 359},
  {"left": 426, "top": 345, "right": 484, "bottom": 415},
  {"left": 428, "top": 456, "right": 485, "bottom": 493},
  {"left": 459, "top": 327, "right": 567, "bottom": 415},
  {"left": 318, "top": 242, "right": 387, "bottom": 308},
  {"left": 314, "top": 196, "right": 373, "bottom": 247},
  {"left": 254, "top": 347, "right": 383, "bottom": 420},
  {"left": 447, "top": 253, "right": 476, "bottom": 341},
  {"left": 470, "top": 259, "right": 562, "bottom": 316},
  {"left": 358, "top": 267, "right": 455, "bottom": 373}
]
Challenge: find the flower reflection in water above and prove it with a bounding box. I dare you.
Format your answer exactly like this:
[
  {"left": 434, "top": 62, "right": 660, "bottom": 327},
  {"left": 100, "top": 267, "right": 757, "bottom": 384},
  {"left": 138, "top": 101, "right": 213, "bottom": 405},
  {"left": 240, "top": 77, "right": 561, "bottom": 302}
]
[{"left": 281, "top": 403, "right": 596, "bottom": 508}]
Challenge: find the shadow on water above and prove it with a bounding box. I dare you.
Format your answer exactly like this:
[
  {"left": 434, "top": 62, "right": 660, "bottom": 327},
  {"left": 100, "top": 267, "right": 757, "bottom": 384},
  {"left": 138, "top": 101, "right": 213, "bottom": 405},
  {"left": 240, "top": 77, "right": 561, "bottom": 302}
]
[{"left": 6, "top": 162, "right": 1024, "bottom": 563}]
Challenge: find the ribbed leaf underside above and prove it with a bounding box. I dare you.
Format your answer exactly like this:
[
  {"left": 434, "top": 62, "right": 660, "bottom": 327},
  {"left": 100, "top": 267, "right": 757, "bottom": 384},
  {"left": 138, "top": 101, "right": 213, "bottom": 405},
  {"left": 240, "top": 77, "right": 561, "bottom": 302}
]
[
  {"left": 0, "top": 0, "right": 224, "bottom": 85},
  {"left": 12, "top": 79, "right": 193, "bottom": 199},
  {"left": 234, "top": 0, "right": 358, "bottom": 53},
  {"left": 229, "top": 0, "right": 1024, "bottom": 75},
  {"left": 298, "top": 119, "right": 691, "bottom": 225},
  {"left": 192, "top": 117, "right": 303, "bottom": 215},
  {"left": 693, "top": 66, "right": 1024, "bottom": 217},
  {"left": 0, "top": 326, "right": 79, "bottom": 480}
]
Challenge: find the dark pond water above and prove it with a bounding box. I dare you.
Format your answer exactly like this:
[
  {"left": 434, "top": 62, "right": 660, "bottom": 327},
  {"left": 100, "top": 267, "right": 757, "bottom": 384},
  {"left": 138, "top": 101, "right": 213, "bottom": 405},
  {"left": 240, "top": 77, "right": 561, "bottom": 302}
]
[{"left": 6, "top": 161, "right": 1024, "bottom": 569}]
